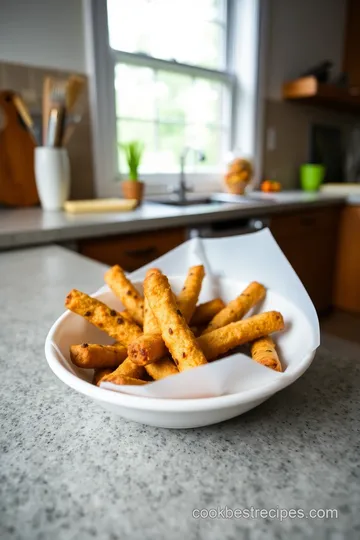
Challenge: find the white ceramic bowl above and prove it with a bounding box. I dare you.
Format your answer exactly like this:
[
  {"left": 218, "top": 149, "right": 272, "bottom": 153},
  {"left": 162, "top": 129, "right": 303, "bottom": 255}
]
[{"left": 45, "top": 277, "right": 316, "bottom": 428}]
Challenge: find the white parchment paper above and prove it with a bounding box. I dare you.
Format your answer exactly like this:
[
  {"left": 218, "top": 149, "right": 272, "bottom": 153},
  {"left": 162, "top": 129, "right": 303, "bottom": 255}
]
[{"left": 50, "top": 229, "right": 319, "bottom": 399}]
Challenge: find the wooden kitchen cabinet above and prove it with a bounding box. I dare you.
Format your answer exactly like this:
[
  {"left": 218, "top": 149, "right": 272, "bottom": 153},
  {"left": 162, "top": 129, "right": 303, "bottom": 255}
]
[
  {"left": 343, "top": 0, "right": 360, "bottom": 87},
  {"left": 270, "top": 207, "right": 341, "bottom": 312},
  {"left": 78, "top": 227, "right": 186, "bottom": 272},
  {"left": 334, "top": 206, "right": 360, "bottom": 313}
]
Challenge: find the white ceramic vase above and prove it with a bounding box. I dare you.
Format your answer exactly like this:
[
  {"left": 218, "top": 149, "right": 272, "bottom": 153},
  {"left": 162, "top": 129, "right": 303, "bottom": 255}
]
[{"left": 35, "top": 147, "right": 70, "bottom": 210}]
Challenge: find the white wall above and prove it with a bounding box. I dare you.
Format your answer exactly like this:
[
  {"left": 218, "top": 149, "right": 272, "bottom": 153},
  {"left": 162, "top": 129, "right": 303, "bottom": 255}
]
[
  {"left": 0, "top": 0, "right": 86, "bottom": 72},
  {"left": 266, "top": 0, "right": 347, "bottom": 100}
]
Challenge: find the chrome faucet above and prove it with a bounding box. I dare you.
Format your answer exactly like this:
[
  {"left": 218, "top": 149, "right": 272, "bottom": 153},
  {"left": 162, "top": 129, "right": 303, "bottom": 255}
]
[{"left": 171, "top": 147, "right": 206, "bottom": 202}]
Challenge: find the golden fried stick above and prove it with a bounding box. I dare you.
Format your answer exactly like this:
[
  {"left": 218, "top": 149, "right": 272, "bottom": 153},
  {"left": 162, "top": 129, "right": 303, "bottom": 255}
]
[
  {"left": 103, "top": 357, "right": 145, "bottom": 382},
  {"left": 129, "top": 333, "right": 166, "bottom": 366},
  {"left": 197, "top": 311, "right": 284, "bottom": 360},
  {"left": 177, "top": 265, "right": 205, "bottom": 323},
  {"left": 190, "top": 298, "right": 226, "bottom": 326},
  {"left": 102, "top": 374, "right": 148, "bottom": 386},
  {"left": 104, "top": 265, "right": 144, "bottom": 325},
  {"left": 250, "top": 336, "right": 282, "bottom": 372},
  {"left": 128, "top": 267, "right": 204, "bottom": 366},
  {"left": 93, "top": 368, "right": 113, "bottom": 386},
  {"left": 65, "top": 289, "right": 142, "bottom": 346},
  {"left": 70, "top": 343, "right": 127, "bottom": 369},
  {"left": 129, "top": 280, "right": 166, "bottom": 366},
  {"left": 145, "top": 356, "right": 179, "bottom": 380},
  {"left": 143, "top": 295, "right": 159, "bottom": 334},
  {"left": 144, "top": 270, "right": 207, "bottom": 371},
  {"left": 202, "top": 281, "right": 266, "bottom": 334},
  {"left": 141, "top": 279, "right": 179, "bottom": 379}
]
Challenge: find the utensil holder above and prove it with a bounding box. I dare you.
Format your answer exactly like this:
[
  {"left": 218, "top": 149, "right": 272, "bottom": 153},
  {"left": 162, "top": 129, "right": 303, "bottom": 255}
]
[{"left": 35, "top": 147, "right": 70, "bottom": 210}]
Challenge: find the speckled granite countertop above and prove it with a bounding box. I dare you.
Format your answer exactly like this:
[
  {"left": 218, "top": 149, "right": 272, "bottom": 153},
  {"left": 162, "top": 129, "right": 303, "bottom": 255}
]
[
  {"left": 1, "top": 246, "right": 359, "bottom": 540},
  {"left": 0, "top": 192, "right": 345, "bottom": 250}
]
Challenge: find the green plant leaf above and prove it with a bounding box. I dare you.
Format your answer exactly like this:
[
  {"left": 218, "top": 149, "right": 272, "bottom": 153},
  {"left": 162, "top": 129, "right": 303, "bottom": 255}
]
[{"left": 119, "top": 140, "right": 145, "bottom": 181}]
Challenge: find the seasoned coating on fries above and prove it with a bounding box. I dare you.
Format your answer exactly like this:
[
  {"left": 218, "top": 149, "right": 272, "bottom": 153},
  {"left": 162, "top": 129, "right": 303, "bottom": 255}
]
[
  {"left": 144, "top": 270, "right": 207, "bottom": 371},
  {"left": 143, "top": 294, "right": 159, "bottom": 334},
  {"left": 65, "top": 289, "right": 142, "bottom": 346},
  {"left": 70, "top": 343, "right": 127, "bottom": 369},
  {"left": 190, "top": 298, "right": 226, "bottom": 326},
  {"left": 104, "top": 265, "right": 144, "bottom": 325},
  {"left": 93, "top": 368, "right": 113, "bottom": 386},
  {"left": 104, "top": 357, "right": 145, "bottom": 381},
  {"left": 128, "top": 333, "right": 167, "bottom": 366},
  {"left": 128, "top": 267, "right": 205, "bottom": 366},
  {"left": 145, "top": 356, "right": 179, "bottom": 380},
  {"left": 250, "top": 336, "right": 282, "bottom": 372},
  {"left": 177, "top": 265, "right": 205, "bottom": 322},
  {"left": 202, "top": 281, "right": 266, "bottom": 334},
  {"left": 198, "top": 311, "right": 284, "bottom": 360},
  {"left": 103, "top": 375, "right": 148, "bottom": 386},
  {"left": 128, "top": 281, "right": 166, "bottom": 366}
]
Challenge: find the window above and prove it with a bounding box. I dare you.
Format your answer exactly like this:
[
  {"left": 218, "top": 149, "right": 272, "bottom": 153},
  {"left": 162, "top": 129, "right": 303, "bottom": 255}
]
[
  {"left": 87, "top": 0, "right": 263, "bottom": 194},
  {"left": 106, "top": 0, "right": 234, "bottom": 175}
]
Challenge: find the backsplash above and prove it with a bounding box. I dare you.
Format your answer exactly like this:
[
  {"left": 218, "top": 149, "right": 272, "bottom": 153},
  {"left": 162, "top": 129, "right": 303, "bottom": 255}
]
[
  {"left": 0, "top": 61, "right": 95, "bottom": 200},
  {"left": 263, "top": 99, "right": 360, "bottom": 189}
]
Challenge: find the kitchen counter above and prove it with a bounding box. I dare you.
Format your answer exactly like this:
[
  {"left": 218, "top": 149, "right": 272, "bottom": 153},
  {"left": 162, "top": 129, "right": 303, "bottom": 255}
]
[
  {"left": 0, "top": 192, "right": 345, "bottom": 250},
  {"left": 0, "top": 245, "right": 359, "bottom": 540}
]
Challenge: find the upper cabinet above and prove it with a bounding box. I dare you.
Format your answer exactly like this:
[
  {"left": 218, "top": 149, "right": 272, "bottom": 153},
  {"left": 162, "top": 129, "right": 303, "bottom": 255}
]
[
  {"left": 343, "top": 0, "right": 360, "bottom": 87},
  {"left": 282, "top": 0, "right": 360, "bottom": 112}
]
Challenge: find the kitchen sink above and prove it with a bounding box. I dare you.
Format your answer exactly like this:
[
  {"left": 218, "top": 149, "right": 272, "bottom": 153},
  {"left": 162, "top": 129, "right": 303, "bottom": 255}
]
[
  {"left": 148, "top": 196, "right": 213, "bottom": 206},
  {"left": 148, "top": 193, "right": 276, "bottom": 206}
]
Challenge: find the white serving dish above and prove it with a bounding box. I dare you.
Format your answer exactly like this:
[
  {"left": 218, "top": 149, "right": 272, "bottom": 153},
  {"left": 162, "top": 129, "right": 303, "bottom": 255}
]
[{"left": 46, "top": 271, "right": 317, "bottom": 429}]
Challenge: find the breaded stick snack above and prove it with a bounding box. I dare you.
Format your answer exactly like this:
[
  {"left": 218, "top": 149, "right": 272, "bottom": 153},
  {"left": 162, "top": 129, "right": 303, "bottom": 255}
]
[
  {"left": 145, "top": 356, "right": 178, "bottom": 380},
  {"left": 103, "top": 357, "right": 145, "bottom": 382},
  {"left": 65, "top": 289, "right": 142, "bottom": 346},
  {"left": 93, "top": 368, "right": 113, "bottom": 386},
  {"left": 202, "top": 281, "right": 266, "bottom": 334},
  {"left": 128, "top": 268, "right": 205, "bottom": 366},
  {"left": 143, "top": 295, "right": 160, "bottom": 334},
  {"left": 190, "top": 298, "right": 225, "bottom": 326},
  {"left": 144, "top": 269, "right": 207, "bottom": 371},
  {"left": 128, "top": 333, "right": 167, "bottom": 366},
  {"left": 198, "top": 311, "right": 284, "bottom": 360},
  {"left": 129, "top": 282, "right": 167, "bottom": 366},
  {"left": 102, "top": 375, "right": 148, "bottom": 386},
  {"left": 177, "top": 265, "right": 205, "bottom": 323},
  {"left": 104, "top": 265, "right": 144, "bottom": 325},
  {"left": 70, "top": 343, "right": 127, "bottom": 369},
  {"left": 250, "top": 336, "right": 282, "bottom": 372}
]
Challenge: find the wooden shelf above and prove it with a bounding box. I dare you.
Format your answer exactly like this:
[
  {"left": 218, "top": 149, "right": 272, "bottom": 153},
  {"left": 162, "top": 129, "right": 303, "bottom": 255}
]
[{"left": 282, "top": 76, "right": 360, "bottom": 112}]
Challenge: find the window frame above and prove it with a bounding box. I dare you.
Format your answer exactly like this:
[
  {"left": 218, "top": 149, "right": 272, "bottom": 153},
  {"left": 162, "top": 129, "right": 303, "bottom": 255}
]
[{"left": 85, "top": 0, "right": 265, "bottom": 197}]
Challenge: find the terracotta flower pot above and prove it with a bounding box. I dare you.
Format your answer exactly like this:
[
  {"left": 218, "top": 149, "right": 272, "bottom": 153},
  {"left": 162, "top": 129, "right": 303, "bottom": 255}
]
[{"left": 121, "top": 180, "right": 144, "bottom": 205}]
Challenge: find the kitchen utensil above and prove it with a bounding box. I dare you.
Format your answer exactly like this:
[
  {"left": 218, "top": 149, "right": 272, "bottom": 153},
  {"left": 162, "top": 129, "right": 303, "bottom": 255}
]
[
  {"left": 42, "top": 76, "right": 53, "bottom": 145},
  {"left": 64, "top": 198, "right": 137, "bottom": 214},
  {"left": 47, "top": 80, "right": 67, "bottom": 147},
  {"left": 63, "top": 113, "right": 83, "bottom": 146},
  {"left": 63, "top": 76, "right": 86, "bottom": 145},
  {"left": 35, "top": 147, "right": 70, "bottom": 210},
  {"left": 0, "top": 90, "right": 39, "bottom": 206},
  {"left": 12, "top": 94, "right": 38, "bottom": 145},
  {"left": 300, "top": 164, "right": 325, "bottom": 191},
  {"left": 66, "top": 75, "right": 86, "bottom": 112}
]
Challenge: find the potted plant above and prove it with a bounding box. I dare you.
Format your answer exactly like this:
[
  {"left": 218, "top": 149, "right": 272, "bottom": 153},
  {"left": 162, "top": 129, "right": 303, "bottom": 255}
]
[{"left": 120, "top": 140, "right": 145, "bottom": 204}]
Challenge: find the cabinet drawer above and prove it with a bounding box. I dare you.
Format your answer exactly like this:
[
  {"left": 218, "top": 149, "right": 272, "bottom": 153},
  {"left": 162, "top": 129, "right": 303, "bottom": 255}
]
[
  {"left": 79, "top": 227, "right": 186, "bottom": 271},
  {"left": 270, "top": 207, "right": 340, "bottom": 238}
]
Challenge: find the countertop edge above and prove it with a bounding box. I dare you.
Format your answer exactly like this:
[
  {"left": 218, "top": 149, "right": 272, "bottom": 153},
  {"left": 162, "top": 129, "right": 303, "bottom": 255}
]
[{"left": 0, "top": 197, "right": 346, "bottom": 251}]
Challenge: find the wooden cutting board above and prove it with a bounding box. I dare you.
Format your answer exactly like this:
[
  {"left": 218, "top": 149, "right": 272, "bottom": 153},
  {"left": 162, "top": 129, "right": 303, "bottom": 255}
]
[
  {"left": 0, "top": 90, "right": 39, "bottom": 206},
  {"left": 64, "top": 198, "right": 138, "bottom": 213}
]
